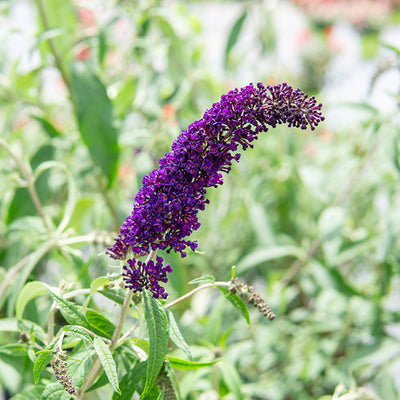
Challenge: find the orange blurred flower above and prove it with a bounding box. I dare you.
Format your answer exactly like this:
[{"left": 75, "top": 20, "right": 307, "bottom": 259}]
[
  {"left": 74, "top": 43, "right": 91, "bottom": 61},
  {"left": 304, "top": 143, "right": 319, "bottom": 156},
  {"left": 77, "top": 7, "right": 97, "bottom": 27},
  {"left": 162, "top": 104, "right": 175, "bottom": 121}
]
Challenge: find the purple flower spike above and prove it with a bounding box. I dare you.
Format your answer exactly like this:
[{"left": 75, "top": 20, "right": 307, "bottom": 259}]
[{"left": 108, "top": 82, "right": 324, "bottom": 298}]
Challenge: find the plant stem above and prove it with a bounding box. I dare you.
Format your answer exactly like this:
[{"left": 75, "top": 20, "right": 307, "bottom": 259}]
[
  {"left": 0, "top": 254, "right": 29, "bottom": 307},
  {"left": 34, "top": 0, "right": 73, "bottom": 93},
  {"left": 109, "top": 288, "right": 135, "bottom": 351},
  {"left": 0, "top": 137, "right": 54, "bottom": 237},
  {"left": 75, "top": 356, "right": 102, "bottom": 400},
  {"left": 164, "top": 281, "right": 230, "bottom": 310},
  {"left": 99, "top": 178, "right": 122, "bottom": 232},
  {"left": 115, "top": 322, "right": 139, "bottom": 348},
  {"left": 110, "top": 250, "right": 157, "bottom": 349},
  {"left": 58, "top": 234, "right": 96, "bottom": 246}
]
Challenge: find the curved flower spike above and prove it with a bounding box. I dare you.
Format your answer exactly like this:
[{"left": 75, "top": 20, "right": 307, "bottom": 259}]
[{"left": 108, "top": 82, "right": 324, "bottom": 298}]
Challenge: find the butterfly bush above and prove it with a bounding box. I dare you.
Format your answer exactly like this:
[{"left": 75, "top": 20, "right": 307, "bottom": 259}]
[{"left": 108, "top": 82, "right": 324, "bottom": 299}]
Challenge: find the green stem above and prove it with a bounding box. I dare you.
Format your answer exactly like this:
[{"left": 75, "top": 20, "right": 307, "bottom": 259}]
[
  {"left": 34, "top": 0, "right": 73, "bottom": 93},
  {"left": 164, "top": 281, "right": 230, "bottom": 310},
  {"left": 109, "top": 288, "right": 135, "bottom": 351},
  {"left": 0, "top": 254, "right": 30, "bottom": 307},
  {"left": 58, "top": 234, "right": 96, "bottom": 246},
  {"left": 110, "top": 250, "right": 157, "bottom": 349},
  {"left": 75, "top": 356, "right": 102, "bottom": 400},
  {"left": 0, "top": 137, "right": 54, "bottom": 237},
  {"left": 99, "top": 177, "right": 121, "bottom": 232}
]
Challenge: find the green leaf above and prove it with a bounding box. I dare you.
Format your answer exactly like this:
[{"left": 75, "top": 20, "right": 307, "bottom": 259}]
[
  {"left": 33, "top": 351, "right": 54, "bottom": 384},
  {"left": 218, "top": 360, "right": 244, "bottom": 400},
  {"left": 0, "top": 318, "right": 46, "bottom": 344},
  {"left": 36, "top": 27, "right": 65, "bottom": 46},
  {"left": 225, "top": 9, "right": 247, "bottom": 66},
  {"left": 85, "top": 370, "right": 109, "bottom": 393},
  {"left": 318, "top": 206, "right": 345, "bottom": 263},
  {"left": 167, "top": 311, "right": 192, "bottom": 360},
  {"left": 63, "top": 325, "right": 94, "bottom": 343},
  {"left": 7, "top": 240, "right": 54, "bottom": 317},
  {"left": 33, "top": 337, "right": 58, "bottom": 384},
  {"left": 31, "top": 115, "right": 62, "bottom": 137},
  {"left": 0, "top": 344, "right": 33, "bottom": 376},
  {"left": 379, "top": 369, "right": 399, "bottom": 400},
  {"left": 16, "top": 281, "right": 48, "bottom": 319},
  {"left": 83, "top": 277, "right": 111, "bottom": 310},
  {"left": 113, "top": 77, "right": 137, "bottom": 118},
  {"left": 38, "top": 0, "right": 76, "bottom": 64},
  {"left": 86, "top": 309, "right": 116, "bottom": 339},
  {"left": 41, "top": 382, "right": 70, "bottom": 400},
  {"left": 32, "top": 160, "right": 78, "bottom": 236},
  {"left": 236, "top": 245, "right": 305, "bottom": 274},
  {"left": 330, "top": 237, "right": 379, "bottom": 266},
  {"left": 9, "top": 385, "right": 44, "bottom": 400},
  {"left": 380, "top": 42, "right": 400, "bottom": 56},
  {"left": 309, "top": 261, "right": 363, "bottom": 297},
  {"left": 98, "top": 287, "right": 126, "bottom": 306},
  {"left": 98, "top": 28, "right": 107, "bottom": 66},
  {"left": 205, "top": 296, "right": 224, "bottom": 345},
  {"left": 0, "top": 343, "right": 30, "bottom": 357},
  {"left": 188, "top": 275, "right": 215, "bottom": 285},
  {"left": 216, "top": 286, "right": 250, "bottom": 325},
  {"left": 70, "top": 62, "right": 119, "bottom": 187},
  {"left": 90, "top": 277, "right": 112, "bottom": 294},
  {"left": 67, "top": 348, "right": 96, "bottom": 392},
  {"left": 93, "top": 337, "right": 120, "bottom": 394},
  {"left": 112, "top": 361, "right": 147, "bottom": 400},
  {"left": 141, "top": 290, "right": 169, "bottom": 399},
  {"left": 46, "top": 288, "right": 90, "bottom": 328},
  {"left": 167, "top": 356, "right": 220, "bottom": 370}
]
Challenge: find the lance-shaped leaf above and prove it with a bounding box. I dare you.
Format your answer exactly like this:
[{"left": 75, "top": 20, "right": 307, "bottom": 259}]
[
  {"left": 46, "top": 288, "right": 90, "bottom": 328},
  {"left": 93, "top": 337, "right": 120, "bottom": 394},
  {"left": 224, "top": 9, "right": 247, "bottom": 67},
  {"left": 16, "top": 281, "right": 48, "bottom": 319},
  {"left": 167, "top": 311, "right": 192, "bottom": 361},
  {"left": 167, "top": 356, "right": 220, "bottom": 370},
  {"left": 111, "top": 361, "right": 147, "bottom": 400},
  {"left": 63, "top": 325, "right": 94, "bottom": 343},
  {"left": 33, "top": 337, "right": 58, "bottom": 384},
  {"left": 70, "top": 62, "right": 119, "bottom": 187},
  {"left": 217, "top": 286, "right": 250, "bottom": 325},
  {"left": 141, "top": 290, "right": 169, "bottom": 399},
  {"left": 218, "top": 360, "right": 244, "bottom": 400},
  {"left": 86, "top": 309, "right": 115, "bottom": 339}
]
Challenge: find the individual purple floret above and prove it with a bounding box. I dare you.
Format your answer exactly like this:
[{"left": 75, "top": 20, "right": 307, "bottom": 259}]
[
  {"left": 108, "top": 82, "right": 324, "bottom": 299},
  {"left": 122, "top": 256, "right": 172, "bottom": 299}
]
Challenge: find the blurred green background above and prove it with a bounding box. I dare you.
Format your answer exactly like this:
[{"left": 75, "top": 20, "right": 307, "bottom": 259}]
[{"left": 1, "top": 0, "right": 400, "bottom": 399}]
